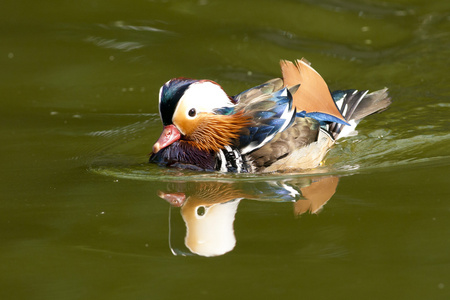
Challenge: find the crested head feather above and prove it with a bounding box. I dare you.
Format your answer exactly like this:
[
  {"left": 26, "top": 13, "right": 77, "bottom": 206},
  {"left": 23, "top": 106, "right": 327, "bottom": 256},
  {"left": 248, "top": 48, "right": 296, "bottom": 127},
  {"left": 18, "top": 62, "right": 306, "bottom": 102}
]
[
  {"left": 159, "top": 78, "right": 197, "bottom": 125},
  {"left": 179, "top": 80, "right": 234, "bottom": 112},
  {"left": 159, "top": 78, "right": 235, "bottom": 128}
]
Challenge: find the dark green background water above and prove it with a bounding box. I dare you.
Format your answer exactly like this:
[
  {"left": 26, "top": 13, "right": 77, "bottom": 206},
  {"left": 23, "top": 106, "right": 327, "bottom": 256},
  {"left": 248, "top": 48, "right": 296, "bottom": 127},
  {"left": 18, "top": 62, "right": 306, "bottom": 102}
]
[{"left": 1, "top": 0, "right": 449, "bottom": 299}]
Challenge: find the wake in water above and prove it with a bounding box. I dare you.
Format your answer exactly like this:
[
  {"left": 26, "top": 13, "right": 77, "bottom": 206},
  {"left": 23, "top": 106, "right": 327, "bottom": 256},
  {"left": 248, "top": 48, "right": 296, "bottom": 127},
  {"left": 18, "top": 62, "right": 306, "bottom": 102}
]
[{"left": 86, "top": 101, "right": 450, "bottom": 182}]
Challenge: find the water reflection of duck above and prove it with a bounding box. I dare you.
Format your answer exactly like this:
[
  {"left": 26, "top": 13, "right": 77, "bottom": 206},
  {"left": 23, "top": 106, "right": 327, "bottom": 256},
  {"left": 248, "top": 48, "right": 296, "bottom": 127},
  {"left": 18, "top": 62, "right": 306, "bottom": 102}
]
[
  {"left": 158, "top": 176, "right": 338, "bottom": 257},
  {"left": 150, "top": 58, "right": 391, "bottom": 173}
]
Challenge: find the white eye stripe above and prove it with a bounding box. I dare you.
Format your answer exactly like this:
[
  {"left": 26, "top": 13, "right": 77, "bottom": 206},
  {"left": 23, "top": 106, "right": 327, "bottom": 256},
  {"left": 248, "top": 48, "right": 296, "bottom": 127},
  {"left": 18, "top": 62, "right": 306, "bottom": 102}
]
[
  {"left": 171, "top": 81, "right": 235, "bottom": 132},
  {"left": 176, "top": 81, "right": 233, "bottom": 115}
]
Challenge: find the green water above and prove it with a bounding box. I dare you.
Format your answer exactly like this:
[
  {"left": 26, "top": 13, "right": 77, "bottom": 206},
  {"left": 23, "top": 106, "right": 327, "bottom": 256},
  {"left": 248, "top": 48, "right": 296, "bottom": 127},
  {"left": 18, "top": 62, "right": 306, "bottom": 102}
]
[{"left": 1, "top": 0, "right": 449, "bottom": 299}]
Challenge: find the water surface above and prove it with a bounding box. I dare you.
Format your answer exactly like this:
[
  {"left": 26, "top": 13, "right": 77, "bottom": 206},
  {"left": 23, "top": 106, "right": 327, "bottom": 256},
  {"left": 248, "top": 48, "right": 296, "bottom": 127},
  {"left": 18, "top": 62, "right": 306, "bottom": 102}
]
[{"left": 1, "top": 0, "right": 449, "bottom": 299}]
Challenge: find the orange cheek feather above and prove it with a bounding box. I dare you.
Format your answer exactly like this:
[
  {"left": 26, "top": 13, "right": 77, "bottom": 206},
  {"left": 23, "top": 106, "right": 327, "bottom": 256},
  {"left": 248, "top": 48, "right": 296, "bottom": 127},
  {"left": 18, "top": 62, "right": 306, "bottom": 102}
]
[{"left": 185, "top": 111, "right": 251, "bottom": 152}]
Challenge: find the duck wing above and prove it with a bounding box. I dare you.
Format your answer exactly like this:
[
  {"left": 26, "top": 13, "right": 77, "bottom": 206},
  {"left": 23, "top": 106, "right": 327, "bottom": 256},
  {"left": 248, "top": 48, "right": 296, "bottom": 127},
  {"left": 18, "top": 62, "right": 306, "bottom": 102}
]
[
  {"left": 233, "top": 84, "right": 298, "bottom": 155},
  {"left": 248, "top": 117, "right": 321, "bottom": 171}
]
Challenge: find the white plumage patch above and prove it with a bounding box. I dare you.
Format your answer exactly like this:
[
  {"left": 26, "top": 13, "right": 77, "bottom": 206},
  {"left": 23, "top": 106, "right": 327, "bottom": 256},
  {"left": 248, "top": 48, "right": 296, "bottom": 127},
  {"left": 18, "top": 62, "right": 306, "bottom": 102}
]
[
  {"left": 217, "top": 149, "right": 228, "bottom": 172},
  {"left": 337, "top": 119, "right": 359, "bottom": 139},
  {"left": 177, "top": 81, "right": 234, "bottom": 115},
  {"left": 158, "top": 84, "right": 165, "bottom": 121}
]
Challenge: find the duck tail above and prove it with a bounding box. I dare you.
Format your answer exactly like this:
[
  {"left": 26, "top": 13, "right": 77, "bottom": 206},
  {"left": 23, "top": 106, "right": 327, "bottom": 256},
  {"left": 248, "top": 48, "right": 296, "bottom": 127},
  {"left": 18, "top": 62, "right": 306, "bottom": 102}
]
[{"left": 328, "top": 88, "right": 392, "bottom": 139}]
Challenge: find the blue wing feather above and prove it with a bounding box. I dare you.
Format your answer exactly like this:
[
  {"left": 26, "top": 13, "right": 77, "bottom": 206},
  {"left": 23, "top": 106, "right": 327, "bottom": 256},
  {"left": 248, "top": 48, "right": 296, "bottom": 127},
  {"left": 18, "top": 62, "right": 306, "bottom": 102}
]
[
  {"left": 296, "top": 111, "right": 349, "bottom": 125},
  {"left": 272, "top": 101, "right": 290, "bottom": 117},
  {"left": 264, "top": 118, "right": 288, "bottom": 130},
  {"left": 252, "top": 126, "right": 275, "bottom": 144},
  {"left": 253, "top": 111, "right": 277, "bottom": 120},
  {"left": 238, "top": 87, "right": 297, "bottom": 153},
  {"left": 236, "top": 82, "right": 352, "bottom": 154}
]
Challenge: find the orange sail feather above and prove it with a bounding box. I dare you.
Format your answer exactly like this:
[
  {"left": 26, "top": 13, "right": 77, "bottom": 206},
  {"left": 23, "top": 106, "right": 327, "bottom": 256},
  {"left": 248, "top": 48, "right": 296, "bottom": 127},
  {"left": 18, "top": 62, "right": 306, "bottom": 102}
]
[{"left": 280, "top": 59, "right": 346, "bottom": 123}]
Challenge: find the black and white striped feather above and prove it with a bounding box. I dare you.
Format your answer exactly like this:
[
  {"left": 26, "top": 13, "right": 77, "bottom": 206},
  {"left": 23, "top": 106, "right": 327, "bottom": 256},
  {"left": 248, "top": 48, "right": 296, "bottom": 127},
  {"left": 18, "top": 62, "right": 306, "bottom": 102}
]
[{"left": 328, "top": 88, "right": 391, "bottom": 139}]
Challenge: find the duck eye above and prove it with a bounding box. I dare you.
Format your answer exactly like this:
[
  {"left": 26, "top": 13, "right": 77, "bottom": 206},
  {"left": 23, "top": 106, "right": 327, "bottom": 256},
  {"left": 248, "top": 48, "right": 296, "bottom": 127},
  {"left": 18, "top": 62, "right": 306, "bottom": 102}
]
[
  {"left": 196, "top": 206, "right": 206, "bottom": 216},
  {"left": 188, "top": 108, "right": 196, "bottom": 117}
]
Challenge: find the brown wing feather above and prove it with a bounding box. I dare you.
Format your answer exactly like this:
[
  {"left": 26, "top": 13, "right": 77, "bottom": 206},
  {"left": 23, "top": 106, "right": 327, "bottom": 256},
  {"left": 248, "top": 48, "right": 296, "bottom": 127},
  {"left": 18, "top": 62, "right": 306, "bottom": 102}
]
[
  {"left": 280, "top": 59, "right": 346, "bottom": 123},
  {"left": 249, "top": 117, "right": 320, "bottom": 171}
]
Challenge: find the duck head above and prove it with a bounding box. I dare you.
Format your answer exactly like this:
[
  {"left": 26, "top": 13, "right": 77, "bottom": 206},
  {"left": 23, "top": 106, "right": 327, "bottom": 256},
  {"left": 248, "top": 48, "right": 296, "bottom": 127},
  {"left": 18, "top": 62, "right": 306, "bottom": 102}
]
[{"left": 152, "top": 78, "right": 250, "bottom": 153}]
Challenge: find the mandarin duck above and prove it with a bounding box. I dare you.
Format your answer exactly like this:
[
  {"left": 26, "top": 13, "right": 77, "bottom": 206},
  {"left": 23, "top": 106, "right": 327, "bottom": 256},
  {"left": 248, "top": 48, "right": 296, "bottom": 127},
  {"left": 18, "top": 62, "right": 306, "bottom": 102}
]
[{"left": 150, "top": 58, "right": 391, "bottom": 173}]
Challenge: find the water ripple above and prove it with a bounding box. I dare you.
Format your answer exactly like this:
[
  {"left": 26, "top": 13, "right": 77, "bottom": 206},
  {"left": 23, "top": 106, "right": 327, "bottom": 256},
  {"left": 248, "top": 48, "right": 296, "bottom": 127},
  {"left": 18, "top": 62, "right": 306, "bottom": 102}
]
[
  {"left": 87, "top": 111, "right": 450, "bottom": 182},
  {"left": 105, "top": 20, "right": 168, "bottom": 33},
  {"left": 85, "top": 36, "right": 144, "bottom": 52}
]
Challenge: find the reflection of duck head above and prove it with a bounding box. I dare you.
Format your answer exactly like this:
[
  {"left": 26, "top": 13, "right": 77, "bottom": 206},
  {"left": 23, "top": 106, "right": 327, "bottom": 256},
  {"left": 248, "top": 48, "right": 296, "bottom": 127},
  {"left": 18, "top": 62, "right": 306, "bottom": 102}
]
[
  {"left": 157, "top": 176, "right": 339, "bottom": 257},
  {"left": 182, "top": 198, "right": 241, "bottom": 257},
  {"left": 159, "top": 182, "right": 248, "bottom": 257}
]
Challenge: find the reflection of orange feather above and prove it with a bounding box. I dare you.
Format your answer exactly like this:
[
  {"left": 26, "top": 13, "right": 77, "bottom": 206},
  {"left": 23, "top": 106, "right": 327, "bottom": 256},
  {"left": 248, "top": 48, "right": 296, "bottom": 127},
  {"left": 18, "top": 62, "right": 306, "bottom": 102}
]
[
  {"left": 280, "top": 59, "right": 346, "bottom": 123},
  {"left": 185, "top": 182, "right": 251, "bottom": 206},
  {"left": 294, "top": 176, "right": 339, "bottom": 215},
  {"left": 187, "top": 111, "right": 251, "bottom": 153}
]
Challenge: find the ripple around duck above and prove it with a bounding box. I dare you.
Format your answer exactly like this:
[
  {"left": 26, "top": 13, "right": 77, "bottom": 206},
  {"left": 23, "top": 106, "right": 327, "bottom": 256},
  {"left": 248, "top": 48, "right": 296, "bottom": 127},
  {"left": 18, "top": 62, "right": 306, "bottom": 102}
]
[
  {"left": 90, "top": 155, "right": 449, "bottom": 184},
  {"left": 326, "top": 131, "right": 450, "bottom": 172},
  {"left": 89, "top": 132, "right": 450, "bottom": 183},
  {"left": 84, "top": 108, "right": 450, "bottom": 183},
  {"left": 89, "top": 162, "right": 331, "bottom": 183}
]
